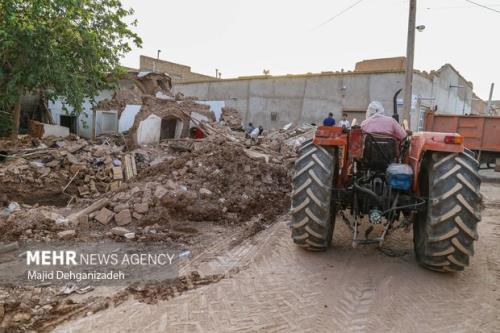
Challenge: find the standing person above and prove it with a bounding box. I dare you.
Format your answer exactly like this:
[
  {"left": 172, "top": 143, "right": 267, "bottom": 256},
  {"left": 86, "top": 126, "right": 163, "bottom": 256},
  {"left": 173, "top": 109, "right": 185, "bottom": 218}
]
[
  {"left": 339, "top": 113, "right": 351, "bottom": 129},
  {"left": 361, "top": 101, "right": 407, "bottom": 141},
  {"left": 323, "top": 113, "right": 336, "bottom": 126}
]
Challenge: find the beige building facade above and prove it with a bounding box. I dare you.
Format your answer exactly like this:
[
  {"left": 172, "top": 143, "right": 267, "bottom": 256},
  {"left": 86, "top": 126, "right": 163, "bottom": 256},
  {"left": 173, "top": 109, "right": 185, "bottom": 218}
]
[
  {"left": 140, "top": 55, "right": 213, "bottom": 84},
  {"left": 173, "top": 57, "right": 479, "bottom": 130}
]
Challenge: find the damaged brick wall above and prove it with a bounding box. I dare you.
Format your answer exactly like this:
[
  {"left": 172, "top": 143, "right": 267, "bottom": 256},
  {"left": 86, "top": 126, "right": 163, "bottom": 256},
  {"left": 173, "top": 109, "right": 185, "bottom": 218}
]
[{"left": 125, "top": 96, "right": 215, "bottom": 147}]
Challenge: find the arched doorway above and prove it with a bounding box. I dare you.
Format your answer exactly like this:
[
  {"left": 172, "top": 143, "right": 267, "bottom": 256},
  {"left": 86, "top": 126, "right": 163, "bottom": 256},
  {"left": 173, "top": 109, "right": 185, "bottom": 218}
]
[{"left": 160, "top": 116, "right": 184, "bottom": 139}]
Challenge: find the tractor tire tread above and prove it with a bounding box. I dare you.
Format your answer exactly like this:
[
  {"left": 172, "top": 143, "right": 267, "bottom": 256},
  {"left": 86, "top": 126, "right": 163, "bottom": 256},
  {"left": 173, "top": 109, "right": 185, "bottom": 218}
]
[
  {"left": 415, "top": 152, "right": 481, "bottom": 272},
  {"left": 290, "top": 139, "right": 335, "bottom": 251}
]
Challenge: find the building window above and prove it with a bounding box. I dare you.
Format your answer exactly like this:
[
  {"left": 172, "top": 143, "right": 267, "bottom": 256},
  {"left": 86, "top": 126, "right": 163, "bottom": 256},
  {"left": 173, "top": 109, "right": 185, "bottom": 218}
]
[
  {"left": 271, "top": 112, "right": 279, "bottom": 122},
  {"left": 100, "top": 111, "right": 118, "bottom": 133}
]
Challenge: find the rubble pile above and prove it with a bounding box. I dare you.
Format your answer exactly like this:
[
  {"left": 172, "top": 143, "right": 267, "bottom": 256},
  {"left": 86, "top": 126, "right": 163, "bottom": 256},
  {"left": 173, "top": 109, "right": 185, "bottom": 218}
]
[
  {"left": 0, "top": 136, "right": 292, "bottom": 244},
  {"left": 97, "top": 71, "right": 174, "bottom": 112},
  {"left": 0, "top": 284, "right": 114, "bottom": 332},
  {"left": 0, "top": 111, "right": 316, "bottom": 241},
  {"left": 0, "top": 135, "right": 157, "bottom": 206},
  {"left": 0, "top": 65, "right": 321, "bottom": 331},
  {"left": 219, "top": 107, "right": 243, "bottom": 130},
  {"left": 0, "top": 270, "right": 217, "bottom": 332},
  {"left": 262, "top": 123, "right": 316, "bottom": 156},
  {"left": 133, "top": 137, "right": 291, "bottom": 223},
  {"left": 0, "top": 110, "right": 322, "bottom": 332}
]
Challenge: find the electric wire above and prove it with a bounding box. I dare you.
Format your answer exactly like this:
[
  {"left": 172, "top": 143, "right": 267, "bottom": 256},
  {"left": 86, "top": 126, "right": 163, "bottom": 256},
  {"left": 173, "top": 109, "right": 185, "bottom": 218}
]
[
  {"left": 313, "top": 0, "right": 367, "bottom": 30},
  {"left": 464, "top": 0, "right": 500, "bottom": 14}
]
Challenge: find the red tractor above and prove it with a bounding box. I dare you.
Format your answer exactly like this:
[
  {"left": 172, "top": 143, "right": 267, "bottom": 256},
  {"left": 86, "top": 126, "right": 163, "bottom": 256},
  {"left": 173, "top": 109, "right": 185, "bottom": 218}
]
[{"left": 290, "top": 111, "right": 481, "bottom": 272}]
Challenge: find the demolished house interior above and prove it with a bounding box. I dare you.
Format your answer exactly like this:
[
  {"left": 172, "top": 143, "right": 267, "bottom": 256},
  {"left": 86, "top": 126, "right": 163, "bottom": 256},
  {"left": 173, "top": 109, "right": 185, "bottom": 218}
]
[
  {"left": 27, "top": 70, "right": 216, "bottom": 146},
  {"left": 0, "top": 68, "right": 316, "bottom": 331}
]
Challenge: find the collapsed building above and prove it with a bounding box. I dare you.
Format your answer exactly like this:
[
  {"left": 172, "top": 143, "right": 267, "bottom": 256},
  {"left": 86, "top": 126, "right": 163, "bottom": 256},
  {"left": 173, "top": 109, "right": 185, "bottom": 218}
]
[{"left": 45, "top": 70, "right": 217, "bottom": 147}]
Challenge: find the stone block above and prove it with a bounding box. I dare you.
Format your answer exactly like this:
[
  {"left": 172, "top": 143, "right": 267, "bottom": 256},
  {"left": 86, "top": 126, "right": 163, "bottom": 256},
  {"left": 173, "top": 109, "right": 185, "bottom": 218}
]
[{"left": 95, "top": 207, "right": 114, "bottom": 225}]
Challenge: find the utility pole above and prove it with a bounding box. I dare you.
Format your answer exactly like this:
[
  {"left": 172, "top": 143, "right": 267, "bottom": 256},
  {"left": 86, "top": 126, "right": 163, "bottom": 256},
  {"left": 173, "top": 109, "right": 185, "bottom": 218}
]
[
  {"left": 485, "top": 83, "right": 495, "bottom": 115},
  {"left": 153, "top": 49, "right": 161, "bottom": 72},
  {"left": 403, "top": 0, "right": 417, "bottom": 124}
]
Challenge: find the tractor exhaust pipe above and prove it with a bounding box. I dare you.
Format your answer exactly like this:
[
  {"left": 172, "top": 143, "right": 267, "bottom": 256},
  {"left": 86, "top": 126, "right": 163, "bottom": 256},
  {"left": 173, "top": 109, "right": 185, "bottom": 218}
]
[{"left": 393, "top": 88, "right": 402, "bottom": 122}]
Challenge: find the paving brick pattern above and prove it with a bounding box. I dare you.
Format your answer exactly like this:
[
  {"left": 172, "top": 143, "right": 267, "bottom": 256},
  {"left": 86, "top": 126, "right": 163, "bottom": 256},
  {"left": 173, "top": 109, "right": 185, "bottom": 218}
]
[{"left": 55, "top": 204, "right": 500, "bottom": 333}]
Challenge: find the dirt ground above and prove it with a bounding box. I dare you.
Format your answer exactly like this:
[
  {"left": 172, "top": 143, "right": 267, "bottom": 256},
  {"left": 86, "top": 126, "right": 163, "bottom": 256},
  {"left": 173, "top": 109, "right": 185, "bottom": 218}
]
[{"left": 52, "top": 182, "right": 500, "bottom": 333}]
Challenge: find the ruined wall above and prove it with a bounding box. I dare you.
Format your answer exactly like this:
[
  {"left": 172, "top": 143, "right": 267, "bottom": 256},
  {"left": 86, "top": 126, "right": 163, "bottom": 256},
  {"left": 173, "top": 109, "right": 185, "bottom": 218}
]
[
  {"left": 48, "top": 90, "right": 114, "bottom": 138},
  {"left": 48, "top": 72, "right": 174, "bottom": 139},
  {"left": 429, "top": 65, "right": 472, "bottom": 115},
  {"left": 126, "top": 96, "right": 214, "bottom": 147},
  {"left": 472, "top": 98, "right": 487, "bottom": 115},
  {"left": 174, "top": 73, "right": 412, "bottom": 128},
  {"left": 173, "top": 68, "right": 473, "bottom": 129}
]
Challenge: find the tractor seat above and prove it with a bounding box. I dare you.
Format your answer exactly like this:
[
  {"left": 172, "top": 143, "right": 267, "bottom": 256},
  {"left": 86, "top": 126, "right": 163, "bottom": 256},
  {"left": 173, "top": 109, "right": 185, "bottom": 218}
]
[{"left": 361, "top": 133, "right": 399, "bottom": 171}]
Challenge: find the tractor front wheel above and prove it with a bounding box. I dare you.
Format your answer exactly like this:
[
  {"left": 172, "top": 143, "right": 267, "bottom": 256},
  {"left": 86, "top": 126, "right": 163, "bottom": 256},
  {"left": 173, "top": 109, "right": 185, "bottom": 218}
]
[
  {"left": 414, "top": 151, "right": 481, "bottom": 272},
  {"left": 290, "top": 140, "right": 337, "bottom": 250}
]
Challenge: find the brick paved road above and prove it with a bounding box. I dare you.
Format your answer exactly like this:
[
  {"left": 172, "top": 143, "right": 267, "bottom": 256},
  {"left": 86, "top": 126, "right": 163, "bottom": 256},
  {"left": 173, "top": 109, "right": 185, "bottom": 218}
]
[{"left": 54, "top": 184, "right": 500, "bottom": 333}]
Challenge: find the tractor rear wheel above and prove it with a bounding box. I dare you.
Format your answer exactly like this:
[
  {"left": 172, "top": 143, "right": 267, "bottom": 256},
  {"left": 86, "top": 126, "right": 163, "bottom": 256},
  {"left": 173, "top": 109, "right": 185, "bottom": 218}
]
[
  {"left": 414, "top": 151, "right": 481, "bottom": 272},
  {"left": 290, "top": 140, "right": 336, "bottom": 250}
]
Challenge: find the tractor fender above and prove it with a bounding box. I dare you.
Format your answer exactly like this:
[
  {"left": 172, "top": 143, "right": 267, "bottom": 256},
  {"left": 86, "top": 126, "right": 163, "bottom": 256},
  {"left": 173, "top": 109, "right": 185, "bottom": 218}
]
[
  {"left": 313, "top": 126, "right": 347, "bottom": 146},
  {"left": 408, "top": 132, "right": 464, "bottom": 193}
]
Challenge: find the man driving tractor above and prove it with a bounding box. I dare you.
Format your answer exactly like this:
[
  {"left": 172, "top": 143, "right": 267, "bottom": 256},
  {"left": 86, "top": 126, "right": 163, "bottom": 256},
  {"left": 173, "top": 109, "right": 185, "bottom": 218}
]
[
  {"left": 361, "top": 101, "right": 407, "bottom": 141},
  {"left": 290, "top": 93, "right": 481, "bottom": 273}
]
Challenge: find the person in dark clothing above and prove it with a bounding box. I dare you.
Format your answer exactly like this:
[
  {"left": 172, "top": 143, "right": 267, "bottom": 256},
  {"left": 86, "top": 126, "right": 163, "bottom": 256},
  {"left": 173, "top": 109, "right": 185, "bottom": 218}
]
[
  {"left": 323, "top": 113, "right": 336, "bottom": 126},
  {"left": 258, "top": 125, "right": 264, "bottom": 135}
]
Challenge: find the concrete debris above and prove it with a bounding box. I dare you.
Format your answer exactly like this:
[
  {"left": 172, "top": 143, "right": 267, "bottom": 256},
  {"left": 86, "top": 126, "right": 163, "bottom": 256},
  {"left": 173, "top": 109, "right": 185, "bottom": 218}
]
[
  {"left": 29, "top": 121, "right": 70, "bottom": 138},
  {"left": 76, "top": 286, "right": 95, "bottom": 294},
  {"left": 0, "top": 99, "right": 304, "bottom": 331},
  {"left": 154, "top": 185, "right": 168, "bottom": 199},
  {"left": 220, "top": 107, "right": 243, "bottom": 130},
  {"left": 78, "top": 214, "right": 89, "bottom": 228},
  {"left": 114, "top": 209, "right": 132, "bottom": 226},
  {"left": 59, "top": 283, "right": 78, "bottom": 295},
  {"left": 67, "top": 198, "right": 110, "bottom": 224},
  {"left": 111, "top": 227, "right": 131, "bottom": 237},
  {"left": 124, "top": 232, "right": 136, "bottom": 240},
  {"left": 12, "top": 312, "right": 31, "bottom": 322},
  {"left": 134, "top": 203, "right": 149, "bottom": 214},
  {"left": 113, "top": 203, "right": 129, "bottom": 213},
  {"left": 55, "top": 217, "right": 69, "bottom": 225},
  {"left": 57, "top": 230, "right": 76, "bottom": 240},
  {"left": 243, "top": 149, "right": 271, "bottom": 163},
  {"left": 95, "top": 207, "right": 115, "bottom": 225},
  {"left": 0, "top": 135, "right": 146, "bottom": 204},
  {"left": 0, "top": 202, "right": 20, "bottom": 218},
  {"left": 0, "top": 122, "right": 293, "bottom": 238},
  {"left": 199, "top": 188, "right": 213, "bottom": 196}
]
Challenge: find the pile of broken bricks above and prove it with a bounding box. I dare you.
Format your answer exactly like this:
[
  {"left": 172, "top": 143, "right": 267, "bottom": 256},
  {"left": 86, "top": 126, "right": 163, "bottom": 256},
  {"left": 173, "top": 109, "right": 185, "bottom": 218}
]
[
  {"left": 0, "top": 135, "right": 140, "bottom": 202},
  {"left": 63, "top": 192, "right": 150, "bottom": 240}
]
